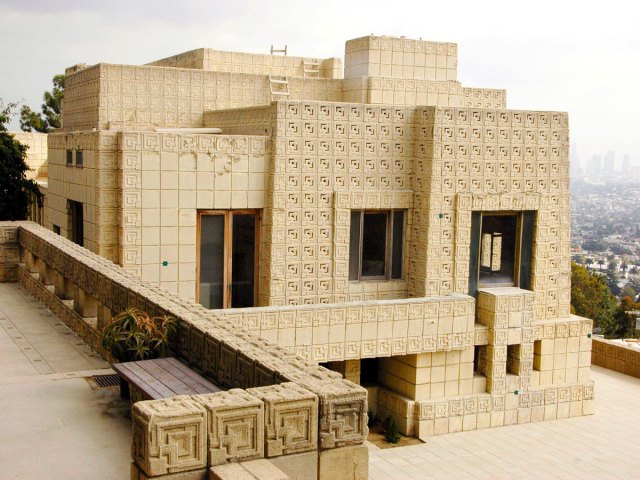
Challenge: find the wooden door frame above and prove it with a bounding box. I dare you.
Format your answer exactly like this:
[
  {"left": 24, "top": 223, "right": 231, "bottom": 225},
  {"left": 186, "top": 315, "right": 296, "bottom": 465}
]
[{"left": 196, "top": 209, "right": 260, "bottom": 309}]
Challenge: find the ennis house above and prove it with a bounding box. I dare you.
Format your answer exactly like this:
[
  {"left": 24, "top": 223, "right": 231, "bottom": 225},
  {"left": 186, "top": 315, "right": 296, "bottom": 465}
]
[{"left": 45, "top": 35, "right": 593, "bottom": 437}]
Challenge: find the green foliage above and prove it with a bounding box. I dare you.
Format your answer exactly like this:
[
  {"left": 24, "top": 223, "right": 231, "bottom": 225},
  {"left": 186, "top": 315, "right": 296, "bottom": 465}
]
[
  {"left": 571, "top": 262, "right": 618, "bottom": 337},
  {"left": 383, "top": 416, "right": 401, "bottom": 444},
  {"left": 582, "top": 240, "right": 607, "bottom": 253},
  {"left": 621, "top": 283, "right": 636, "bottom": 300},
  {"left": 0, "top": 100, "right": 44, "bottom": 220},
  {"left": 20, "top": 74, "right": 64, "bottom": 133},
  {"left": 613, "top": 297, "right": 640, "bottom": 339},
  {"left": 101, "top": 308, "right": 176, "bottom": 362}
]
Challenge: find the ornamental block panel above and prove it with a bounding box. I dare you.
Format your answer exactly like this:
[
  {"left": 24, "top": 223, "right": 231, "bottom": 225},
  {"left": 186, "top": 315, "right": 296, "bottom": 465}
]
[
  {"left": 247, "top": 382, "right": 318, "bottom": 457},
  {"left": 192, "top": 389, "right": 264, "bottom": 465},
  {"left": 132, "top": 396, "right": 207, "bottom": 476}
]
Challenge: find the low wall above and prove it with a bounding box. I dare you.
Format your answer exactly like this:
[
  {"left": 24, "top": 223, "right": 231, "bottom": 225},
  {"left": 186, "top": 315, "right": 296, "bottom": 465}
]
[
  {"left": 0, "top": 221, "right": 368, "bottom": 480},
  {"left": 220, "top": 294, "right": 476, "bottom": 363},
  {"left": 592, "top": 337, "right": 640, "bottom": 377}
]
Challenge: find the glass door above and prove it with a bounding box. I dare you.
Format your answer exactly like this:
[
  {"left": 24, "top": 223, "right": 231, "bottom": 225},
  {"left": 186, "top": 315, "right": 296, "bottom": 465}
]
[{"left": 198, "top": 211, "right": 259, "bottom": 309}]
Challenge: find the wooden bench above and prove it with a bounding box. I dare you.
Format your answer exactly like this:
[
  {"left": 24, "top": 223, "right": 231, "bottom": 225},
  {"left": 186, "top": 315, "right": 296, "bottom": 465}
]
[{"left": 113, "top": 357, "right": 223, "bottom": 402}]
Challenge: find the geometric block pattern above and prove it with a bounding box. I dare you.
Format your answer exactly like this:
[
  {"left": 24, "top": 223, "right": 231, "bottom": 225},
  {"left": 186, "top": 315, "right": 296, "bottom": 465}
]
[
  {"left": 414, "top": 380, "right": 595, "bottom": 438},
  {"left": 193, "top": 389, "right": 265, "bottom": 466},
  {"left": 313, "top": 378, "right": 369, "bottom": 449},
  {"left": 219, "top": 294, "right": 475, "bottom": 363},
  {"left": 246, "top": 383, "right": 318, "bottom": 457},
  {"left": 132, "top": 396, "right": 207, "bottom": 476}
]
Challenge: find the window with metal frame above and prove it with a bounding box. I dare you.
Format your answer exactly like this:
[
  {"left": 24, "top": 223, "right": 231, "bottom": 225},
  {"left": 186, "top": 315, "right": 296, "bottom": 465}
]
[{"left": 349, "top": 210, "right": 405, "bottom": 281}]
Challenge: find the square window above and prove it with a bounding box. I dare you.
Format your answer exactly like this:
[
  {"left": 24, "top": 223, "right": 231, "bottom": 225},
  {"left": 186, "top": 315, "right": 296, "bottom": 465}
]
[
  {"left": 469, "top": 211, "right": 535, "bottom": 293},
  {"left": 349, "top": 210, "right": 404, "bottom": 281}
]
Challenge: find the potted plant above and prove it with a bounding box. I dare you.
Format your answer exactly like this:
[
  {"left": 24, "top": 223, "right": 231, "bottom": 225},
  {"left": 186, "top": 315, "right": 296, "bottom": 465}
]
[{"left": 101, "top": 308, "right": 176, "bottom": 363}]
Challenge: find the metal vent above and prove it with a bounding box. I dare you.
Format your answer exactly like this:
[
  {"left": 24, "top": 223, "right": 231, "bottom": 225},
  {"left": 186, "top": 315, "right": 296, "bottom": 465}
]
[{"left": 91, "top": 374, "right": 120, "bottom": 388}]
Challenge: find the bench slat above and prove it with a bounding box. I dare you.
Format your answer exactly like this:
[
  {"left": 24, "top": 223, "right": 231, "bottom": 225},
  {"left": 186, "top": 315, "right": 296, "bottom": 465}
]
[
  {"left": 123, "top": 362, "right": 176, "bottom": 399},
  {"left": 113, "top": 357, "right": 223, "bottom": 401},
  {"left": 134, "top": 360, "right": 196, "bottom": 397},
  {"left": 163, "top": 358, "right": 222, "bottom": 394},
  {"left": 113, "top": 363, "right": 168, "bottom": 400}
]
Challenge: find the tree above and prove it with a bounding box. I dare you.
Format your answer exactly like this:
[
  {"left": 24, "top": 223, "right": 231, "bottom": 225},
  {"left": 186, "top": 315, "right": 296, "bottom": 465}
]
[
  {"left": 585, "top": 258, "right": 594, "bottom": 269},
  {"left": 571, "top": 263, "right": 618, "bottom": 336},
  {"left": 620, "top": 283, "right": 636, "bottom": 300},
  {"left": 613, "top": 297, "right": 640, "bottom": 339},
  {"left": 582, "top": 240, "right": 607, "bottom": 252},
  {"left": 20, "top": 74, "right": 64, "bottom": 133},
  {"left": 0, "top": 100, "right": 43, "bottom": 220}
]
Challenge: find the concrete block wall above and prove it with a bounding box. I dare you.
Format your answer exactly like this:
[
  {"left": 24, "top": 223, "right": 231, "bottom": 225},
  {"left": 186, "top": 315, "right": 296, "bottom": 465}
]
[
  {"left": 117, "top": 132, "right": 270, "bottom": 298},
  {"left": 147, "top": 48, "right": 343, "bottom": 79},
  {"left": 62, "top": 65, "right": 347, "bottom": 133},
  {"left": 12, "top": 131, "right": 48, "bottom": 179},
  {"left": 218, "top": 294, "right": 475, "bottom": 363},
  {"left": 591, "top": 337, "right": 640, "bottom": 376},
  {"left": 345, "top": 35, "right": 457, "bottom": 82},
  {"left": 409, "top": 106, "right": 571, "bottom": 312},
  {"left": 45, "top": 131, "right": 119, "bottom": 262}
]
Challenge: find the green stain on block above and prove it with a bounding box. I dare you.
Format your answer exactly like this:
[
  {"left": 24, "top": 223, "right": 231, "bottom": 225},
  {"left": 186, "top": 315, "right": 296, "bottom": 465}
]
[
  {"left": 162, "top": 261, "right": 168, "bottom": 267},
  {"left": 514, "top": 390, "right": 519, "bottom": 395},
  {"left": 439, "top": 213, "right": 444, "bottom": 219}
]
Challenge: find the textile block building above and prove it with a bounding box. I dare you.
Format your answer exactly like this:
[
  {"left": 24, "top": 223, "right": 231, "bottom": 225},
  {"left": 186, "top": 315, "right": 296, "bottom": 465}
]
[{"left": 45, "top": 35, "right": 593, "bottom": 437}]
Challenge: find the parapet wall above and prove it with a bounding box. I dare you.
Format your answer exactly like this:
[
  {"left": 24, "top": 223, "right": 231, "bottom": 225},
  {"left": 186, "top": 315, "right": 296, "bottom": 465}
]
[
  {"left": 0, "top": 221, "right": 369, "bottom": 479},
  {"left": 592, "top": 337, "right": 640, "bottom": 377},
  {"left": 345, "top": 35, "right": 457, "bottom": 81},
  {"left": 147, "top": 48, "right": 343, "bottom": 79},
  {"left": 12, "top": 131, "right": 48, "bottom": 179}
]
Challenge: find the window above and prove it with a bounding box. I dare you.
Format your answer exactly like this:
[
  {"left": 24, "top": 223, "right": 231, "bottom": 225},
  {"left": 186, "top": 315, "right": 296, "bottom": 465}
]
[
  {"left": 468, "top": 211, "right": 535, "bottom": 294},
  {"left": 66, "top": 150, "right": 73, "bottom": 166},
  {"left": 349, "top": 210, "right": 404, "bottom": 281},
  {"left": 197, "top": 210, "right": 259, "bottom": 309},
  {"left": 52, "top": 225, "right": 60, "bottom": 235},
  {"left": 76, "top": 150, "right": 83, "bottom": 167},
  {"left": 68, "top": 200, "right": 84, "bottom": 247}
]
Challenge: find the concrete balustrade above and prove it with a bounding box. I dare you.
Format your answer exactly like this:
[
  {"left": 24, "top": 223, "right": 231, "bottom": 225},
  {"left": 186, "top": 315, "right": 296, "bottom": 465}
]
[
  {"left": 0, "top": 221, "right": 369, "bottom": 480},
  {"left": 592, "top": 337, "right": 640, "bottom": 377}
]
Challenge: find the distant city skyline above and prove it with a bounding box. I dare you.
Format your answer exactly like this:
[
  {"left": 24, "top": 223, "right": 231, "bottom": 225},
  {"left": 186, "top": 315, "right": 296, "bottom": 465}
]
[
  {"left": 1, "top": 0, "right": 638, "bottom": 161},
  {"left": 571, "top": 143, "right": 639, "bottom": 175}
]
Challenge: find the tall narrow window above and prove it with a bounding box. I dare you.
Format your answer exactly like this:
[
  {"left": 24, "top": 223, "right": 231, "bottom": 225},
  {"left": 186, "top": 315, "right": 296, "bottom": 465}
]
[
  {"left": 198, "top": 210, "right": 259, "bottom": 309},
  {"left": 349, "top": 210, "right": 404, "bottom": 281},
  {"left": 68, "top": 200, "right": 84, "bottom": 247},
  {"left": 76, "top": 150, "right": 83, "bottom": 167},
  {"left": 479, "top": 214, "right": 517, "bottom": 286},
  {"left": 66, "top": 150, "right": 73, "bottom": 166}
]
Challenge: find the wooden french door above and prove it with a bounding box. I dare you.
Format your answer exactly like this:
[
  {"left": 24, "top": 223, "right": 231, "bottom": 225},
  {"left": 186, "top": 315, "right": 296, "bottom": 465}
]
[{"left": 197, "top": 210, "right": 259, "bottom": 309}]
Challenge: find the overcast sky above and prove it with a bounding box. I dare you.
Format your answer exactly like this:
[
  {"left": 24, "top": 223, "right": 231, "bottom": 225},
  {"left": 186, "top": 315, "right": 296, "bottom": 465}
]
[{"left": 1, "top": 0, "right": 638, "bottom": 166}]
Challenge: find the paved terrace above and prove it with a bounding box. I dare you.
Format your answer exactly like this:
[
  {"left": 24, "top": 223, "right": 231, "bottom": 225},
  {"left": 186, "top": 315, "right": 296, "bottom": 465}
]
[{"left": 1, "top": 282, "right": 640, "bottom": 479}]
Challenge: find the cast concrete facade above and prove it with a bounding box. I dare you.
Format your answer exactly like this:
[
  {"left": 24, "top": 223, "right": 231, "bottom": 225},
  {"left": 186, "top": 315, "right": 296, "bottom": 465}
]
[{"left": 44, "top": 34, "right": 593, "bottom": 439}]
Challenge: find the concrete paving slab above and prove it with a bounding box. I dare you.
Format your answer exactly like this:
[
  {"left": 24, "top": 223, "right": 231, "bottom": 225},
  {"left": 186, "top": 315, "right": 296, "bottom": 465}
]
[
  {"left": 0, "top": 282, "right": 130, "bottom": 479},
  {"left": 369, "top": 366, "right": 640, "bottom": 479}
]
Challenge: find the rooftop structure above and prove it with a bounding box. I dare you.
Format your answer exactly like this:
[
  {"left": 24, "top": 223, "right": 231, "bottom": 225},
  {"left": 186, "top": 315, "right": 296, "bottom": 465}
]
[{"left": 6, "top": 33, "right": 593, "bottom": 478}]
